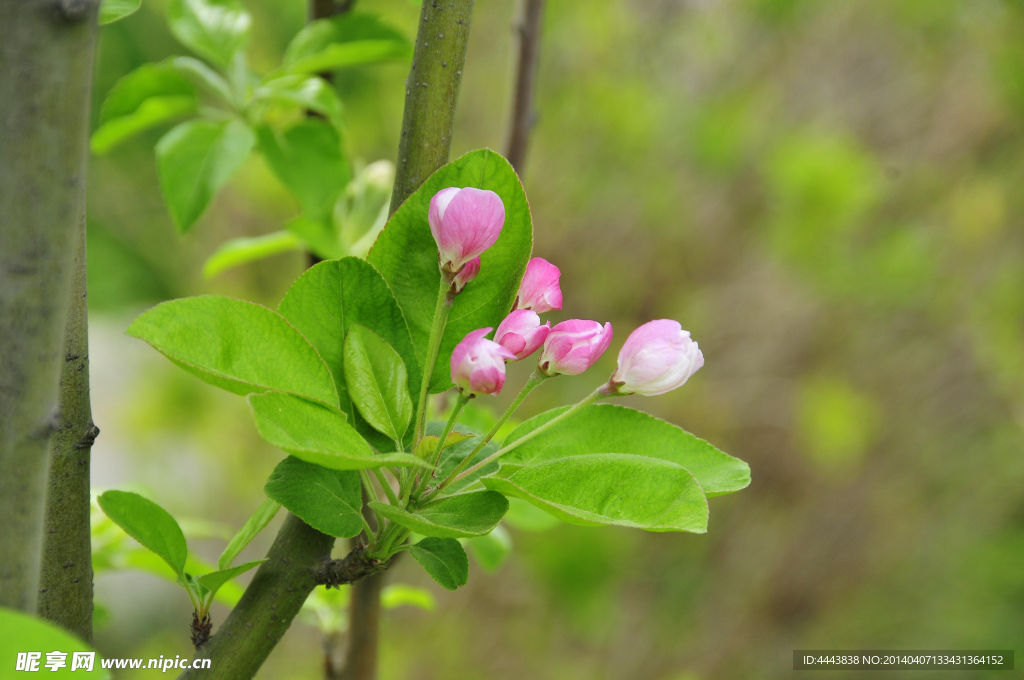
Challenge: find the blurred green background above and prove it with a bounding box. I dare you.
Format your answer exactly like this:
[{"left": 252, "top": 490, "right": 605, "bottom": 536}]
[{"left": 85, "top": 0, "right": 1024, "bottom": 677}]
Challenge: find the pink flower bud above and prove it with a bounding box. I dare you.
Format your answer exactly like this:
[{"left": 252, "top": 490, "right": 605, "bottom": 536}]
[
  {"left": 451, "top": 328, "right": 517, "bottom": 396},
  {"left": 611, "top": 320, "right": 704, "bottom": 396},
  {"left": 515, "top": 257, "right": 562, "bottom": 313},
  {"left": 451, "top": 256, "right": 480, "bottom": 294},
  {"left": 429, "top": 187, "right": 505, "bottom": 272},
  {"left": 494, "top": 309, "right": 551, "bottom": 361},
  {"left": 537, "top": 319, "right": 613, "bottom": 376}
]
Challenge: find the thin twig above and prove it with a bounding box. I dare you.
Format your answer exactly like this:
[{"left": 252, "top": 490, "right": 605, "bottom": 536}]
[{"left": 504, "top": 0, "right": 546, "bottom": 176}]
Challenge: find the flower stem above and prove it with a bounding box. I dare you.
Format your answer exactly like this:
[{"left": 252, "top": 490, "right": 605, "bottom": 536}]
[
  {"left": 413, "top": 392, "right": 471, "bottom": 499},
  {"left": 435, "top": 370, "right": 548, "bottom": 494},
  {"left": 413, "top": 275, "right": 455, "bottom": 447},
  {"left": 370, "top": 467, "right": 399, "bottom": 507},
  {"left": 450, "top": 384, "right": 605, "bottom": 486}
]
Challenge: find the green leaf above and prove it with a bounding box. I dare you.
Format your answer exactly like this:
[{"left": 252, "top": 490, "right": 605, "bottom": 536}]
[
  {"left": 254, "top": 75, "right": 343, "bottom": 129},
  {"left": 257, "top": 120, "right": 350, "bottom": 219},
  {"left": 203, "top": 231, "right": 302, "bottom": 278},
  {"left": 465, "top": 524, "right": 512, "bottom": 572},
  {"left": 91, "top": 62, "right": 197, "bottom": 155},
  {"left": 425, "top": 421, "right": 499, "bottom": 494},
  {"left": 167, "top": 0, "right": 252, "bottom": 69},
  {"left": 114, "top": 549, "right": 243, "bottom": 605},
  {"left": 381, "top": 584, "right": 435, "bottom": 611},
  {"left": 99, "top": 0, "right": 141, "bottom": 24},
  {"left": 92, "top": 96, "right": 197, "bottom": 155},
  {"left": 97, "top": 490, "right": 188, "bottom": 577},
  {"left": 277, "top": 258, "right": 422, "bottom": 448},
  {"left": 156, "top": 119, "right": 254, "bottom": 233},
  {"left": 337, "top": 160, "right": 393, "bottom": 258},
  {"left": 171, "top": 56, "right": 235, "bottom": 105},
  {"left": 482, "top": 454, "right": 709, "bottom": 533},
  {"left": 368, "top": 149, "right": 533, "bottom": 392},
  {"left": 283, "top": 13, "right": 411, "bottom": 75},
  {"left": 343, "top": 324, "right": 413, "bottom": 442},
  {"left": 414, "top": 431, "right": 472, "bottom": 459},
  {"left": 285, "top": 215, "right": 345, "bottom": 260},
  {"left": 218, "top": 498, "right": 280, "bottom": 569},
  {"left": 248, "top": 391, "right": 429, "bottom": 470},
  {"left": 0, "top": 609, "right": 110, "bottom": 678},
  {"left": 502, "top": 404, "right": 750, "bottom": 496},
  {"left": 409, "top": 537, "right": 468, "bottom": 591},
  {"left": 196, "top": 559, "right": 264, "bottom": 600},
  {"left": 369, "top": 490, "right": 507, "bottom": 539},
  {"left": 264, "top": 457, "right": 365, "bottom": 538},
  {"left": 502, "top": 497, "right": 559, "bottom": 532},
  {"left": 127, "top": 295, "right": 339, "bottom": 407}
]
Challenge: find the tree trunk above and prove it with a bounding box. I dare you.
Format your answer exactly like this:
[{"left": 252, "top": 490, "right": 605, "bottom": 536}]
[
  {"left": 0, "top": 0, "right": 99, "bottom": 613},
  {"left": 37, "top": 211, "right": 97, "bottom": 643}
]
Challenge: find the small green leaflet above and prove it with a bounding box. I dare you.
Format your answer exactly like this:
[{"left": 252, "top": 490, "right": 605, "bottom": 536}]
[
  {"left": 97, "top": 490, "right": 188, "bottom": 578},
  {"left": 91, "top": 61, "right": 197, "bottom": 155},
  {"left": 264, "top": 457, "right": 365, "bottom": 539},
  {"left": 482, "top": 454, "right": 709, "bottom": 533},
  {"left": 203, "top": 231, "right": 302, "bottom": 278},
  {"left": 218, "top": 498, "right": 280, "bottom": 570},
  {"left": 465, "top": 524, "right": 512, "bottom": 573},
  {"left": 343, "top": 324, "right": 413, "bottom": 443},
  {"left": 256, "top": 120, "right": 350, "bottom": 219},
  {"left": 282, "top": 13, "right": 411, "bottom": 75},
  {"left": 409, "top": 538, "right": 468, "bottom": 591},
  {"left": 126, "top": 295, "right": 339, "bottom": 408},
  {"left": 277, "top": 258, "right": 422, "bottom": 450},
  {"left": 247, "top": 391, "right": 429, "bottom": 470},
  {"left": 156, "top": 119, "right": 255, "bottom": 233},
  {"left": 167, "top": 0, "right": 252, "bottom": 70},
  {"left": 196, "top": 560, "right": 264, "bottom": 601},
  {"left": 501, "top": 403, "right": 751, "bottom": 496},
  {"left": 99, "top": 0, "right": 141, "bottom": 25},
  {"left": 368, "top": 490, "right": 507, "bottom": 539}
]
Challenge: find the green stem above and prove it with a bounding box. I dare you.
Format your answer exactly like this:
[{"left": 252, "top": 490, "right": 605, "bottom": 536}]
[
  {"left": 371, "top": 467, "right": 399, "bottom": 507},
  {"left": 37, "top": 211, "right": 96, "bottom": 642},
  {"left": 450, "top": 385, "right": 606, "bottom": 486},
  {"left": 413, "top": 393, "right": 470, "bottom": 499},
  {"left": 437, "top": 370, "right": 548, "bottom": 492},
  {"left": 413, "top": 276, "right": 455, "bottom": 446}
]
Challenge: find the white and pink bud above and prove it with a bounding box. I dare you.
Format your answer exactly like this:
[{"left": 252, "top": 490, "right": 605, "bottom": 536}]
[
  {"left": 537, "top": 319, "right": 613, "bottom": 376},
  {"left": 429, "top": 187, "right": 505, "bottom": 273},
  {"left": 452, "top": 256, "right": 480, "bottom": 294},
  {"left": 451, "top": 328, "right": 517, "bottom": 396},
  {"left": 515, "top": 257, "right": 562, "bottom": 313},
  {"left": 494, "top": 309, "right": 551, "bottom": 361},
  {"left": 610, "top": 320, "right": 703, "bottom": 396}
]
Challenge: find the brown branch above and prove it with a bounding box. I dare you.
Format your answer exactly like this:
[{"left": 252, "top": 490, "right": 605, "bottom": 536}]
[{"left": 504, "top": 0, "right": 546, "bottom": 177}]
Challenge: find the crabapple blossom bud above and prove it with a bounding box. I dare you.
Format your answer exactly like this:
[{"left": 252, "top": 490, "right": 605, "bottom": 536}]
[
  {"left": 537, "top": 319, "right": 613, "bottom": 376},
  {"left": 451, "top": 328, "right": 517, "bottom": 396},
  {"left": 515, "top": 257, "right": 562, "bottom": 313},
  {"left": 451, "top": 256, "right": 480, "bottom": 294},
  {"left": 494, "top": 309, "right": 551, "bottom": 361},
  {"left": 429, "top": 187, "right": 505, "bottom": 272},
  {"left": 610, "top": 320, "right": 704, "bottom": 396}
]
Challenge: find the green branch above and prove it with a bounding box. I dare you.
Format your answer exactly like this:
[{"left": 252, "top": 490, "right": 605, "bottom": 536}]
[
  {"left": 37, "top": 216, "right": 97, "bottom": 642},
  {"left": 0, "top": 0, "right": 100, "bottom": 613}
]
